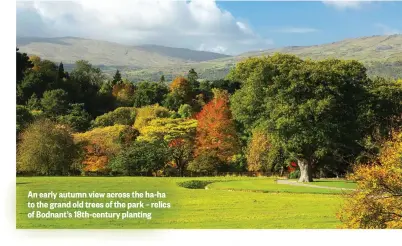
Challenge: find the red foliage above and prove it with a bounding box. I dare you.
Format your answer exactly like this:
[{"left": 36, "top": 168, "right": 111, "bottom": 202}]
[{"left": 194, "top": 94, "right": 240, "bottom": 162}]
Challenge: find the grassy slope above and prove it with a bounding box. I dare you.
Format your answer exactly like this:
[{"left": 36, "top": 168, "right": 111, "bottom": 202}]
[{"left": 17, "top": 177, "right": 344, "bottom": 229}]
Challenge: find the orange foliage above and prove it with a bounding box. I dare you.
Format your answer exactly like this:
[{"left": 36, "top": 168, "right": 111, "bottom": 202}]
[
  {"left": 74, "top": 125, "right": 134, "bottom": 174},
  {"left": 169, "top": 76, "right": 190, "bottom": 92},
  {"left": 194, "top": 91, "right": 240, "bottom": 162}
]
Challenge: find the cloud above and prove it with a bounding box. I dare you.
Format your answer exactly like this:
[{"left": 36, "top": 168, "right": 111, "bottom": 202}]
[
  {"left": 322, "top": 0, "right": 369, "bottom": 10},
  {"left": 274, "top": 27, "right": 319, "bottom": 34},
  {"left": 375, "top": 23, "right": 401, "bottom": 35},
  {"left": 16, "top": 0, "right": 273, "bottom": 55}
]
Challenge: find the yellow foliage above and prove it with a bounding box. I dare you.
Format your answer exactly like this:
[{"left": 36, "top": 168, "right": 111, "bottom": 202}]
[
  {"left": 73, "top": 125, "right": 132, "bottom": 173},
  {"left": 133, "top": 104, "right": 170, "bottom": 129},
  {"left": 338, "top": 132, "right": 402, "bottom": 229},
  {"left": 137, "top": 118, "right": 197, "bottom": 142}
]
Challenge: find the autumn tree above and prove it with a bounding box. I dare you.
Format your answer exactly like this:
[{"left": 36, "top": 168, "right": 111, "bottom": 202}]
[
  {"left": 133, "top": 104, "right": 170, "bottom": 129},
  {"left": 164, "top": 76, "right": 193, "bottom": 111},
  {"left": 73, "top": 125, "right": 137, "bottom": 174},
  {"left": 112, "top": 79, "right": 136, "bottom": 107},
  {"left": 17, "top": 119, "right": 79, "bottom": 175},
  {"left": 338, "top": 132, "right": 402, "bottom": 229},
  {"left": 194, "top": 89, "right": 241, "bottom": 170}
]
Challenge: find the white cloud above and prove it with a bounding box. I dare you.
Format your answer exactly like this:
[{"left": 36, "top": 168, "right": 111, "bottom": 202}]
[
  {"left": 375, "top": 23, "right": 401, "bottom": 35},
  {"left": 322, "top": 0, "right": 369, "bottom": 10},
  {"left": 274, "top": 27, "right": 319, "bottom": 34},
  {"left": 16, "top": 0, "right": 273, "bottom": 55}
]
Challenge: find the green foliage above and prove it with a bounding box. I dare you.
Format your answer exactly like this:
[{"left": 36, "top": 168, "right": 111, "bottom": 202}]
[
  {"left": 178, "top": 104, "right": 193, "bottom": 118},
  {"left": 92, "top": 107, "right": 136, "bottom": 128},
  {"left": 58, "top": 103, "right": 92, "bottom": 132},
  {"left": 109, "top": 140, "right": 169, "bottom": 175},
  {"left": 41, "top": 89, "right": 69, "bottom": 117},
  {"left": 26, "top": 94, "right": 41, "bottom": 111},
  {"left": 112, "top": 69, "right": 122, "bottom": 84},
  {"left": 133, "top": 104, "right": 170, "bottom": 129},
  {"left": 16, "top": 48, "right": 33, "bottom": 84},
  {"left": 231, "top": 54, "right": 373, "bottom": 181},
  {"left": 16, "top": 105, "right": 33, "bottom": 134},
  {"left": 17, "top": 119, "right": 79, "bottom": 175},
  {"left": 188, "top": 152, "right": 223, "bottom": 173},
  {"left": 132, "top": 81, "right": 169, "bottom": 107},
  {"left": 177, "top": 180, "right": 212, "bottom": 189}
]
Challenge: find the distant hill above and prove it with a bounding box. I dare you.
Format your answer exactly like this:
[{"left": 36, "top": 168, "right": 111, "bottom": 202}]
[
  {"left": 17, "top": 36, "right": 230, "bottom": 67},
  {"left": 17, "top": 35, "right": 402, "bottom": 82}
]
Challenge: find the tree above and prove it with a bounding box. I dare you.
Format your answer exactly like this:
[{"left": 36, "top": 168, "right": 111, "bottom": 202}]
[
  {"left": 73, "top": 125, "right": 137, "bottom": 174},
  {"left": 137, "top": 118, "right": 197, "bottom": 142},
  {"left": 16, "top": 105, "right": 33, "bottom": 135},
  {"left": 160, "top": 75, "right": 165, "bottom": 83},
  {"left": 337, "top": 132, "right": 402, "bottom": 228},
  {"left": 41, "top": 89, "right": 69, "bottom": 117},
  {"left": 164, "top": 76, "right": 193, "bottom": 110},
  {"left": 112, "top": 80, "right": 135, "bottom": 107},
  {"left": 17, "top": 119, "right": 79, "bottom": 175},
  {"left": 246, "top": 129, "right": 271, "bottom": 172},
  {"left": 194, "top": 89, "right": 241, "bottom": 169},
  {"left": 16, "top": 48, "right": 33, "bottom": 84},
  {"left": 109, "top": 140, "right": 169, "bottom": 176},
  {"left": 231, "top": 54, "right": 372, "bottom": 182},
  {"left": 26, "top": 94, "right": 41, "bottom": 111},
  {"left": 187, "top": 68, "right": 199, "bottom": 93},
  {"left": 133, "top": 104, "right": 170, "bottom": 129},
  {"left": 58, "top": 103, "right": 92, "bottom": 132},
  {"left": 132, "top": 81, "right": 169, "bottom": 108},
  {"left": 178, "top": 104, "right": 193, "bottom": 118},
  {"left": 92, "top": 107, "right": 136, "bottom": 128},
  {"left": 112, "top": 69, "right": 122, "bottom": 85},
  {"left": 168, "top": 138, "right": 194, "bottom": 177}
]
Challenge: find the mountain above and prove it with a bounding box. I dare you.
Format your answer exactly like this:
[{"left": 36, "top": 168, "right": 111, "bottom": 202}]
[
  {"left": 17, "top": 35, "right": 402, "bottom": 82},
  {"left": 16, "top": 36, "right": 230, "bottom": 67}
]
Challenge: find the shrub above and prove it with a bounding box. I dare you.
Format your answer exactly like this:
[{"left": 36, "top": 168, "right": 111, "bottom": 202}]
[
  {"left": 178, "top": 104, "right": 193, "bottom": 118},
  {"left": 177, "top": 180, "right": 213, "bottom": 189},
  {"left": 17, "top": 119, "right": 79, "bottom": 175},
  {"left": 288, "top": 170, "right": 301, "bottom": 179},
  {"left": 187, "top": 152, "right": 222, "bottom": 173}
]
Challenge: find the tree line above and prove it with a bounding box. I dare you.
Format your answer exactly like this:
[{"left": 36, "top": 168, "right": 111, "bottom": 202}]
[{"left": 16, "top": 49, "right": 402, "bottom": 182}]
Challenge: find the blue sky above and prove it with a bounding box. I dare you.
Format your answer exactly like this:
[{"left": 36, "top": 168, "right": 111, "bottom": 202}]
[
  {"left": 16, "top": 1, "right": 402, "bottom": 54},
  {"left": 217, "top": 1, "right": 402, "bottom": 47}
]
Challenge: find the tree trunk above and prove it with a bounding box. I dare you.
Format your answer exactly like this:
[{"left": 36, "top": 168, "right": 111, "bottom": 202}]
[{"left": 297, "top": 159, "right": 313, "bottom": 182}]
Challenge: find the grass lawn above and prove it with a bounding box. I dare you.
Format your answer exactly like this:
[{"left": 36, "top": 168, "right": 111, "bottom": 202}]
[
  {"left": 17, "top": 176, "right": 345, "bottom": 229},
  {"left": 208, "top": 179, "right": 354, "bottom": 194}
]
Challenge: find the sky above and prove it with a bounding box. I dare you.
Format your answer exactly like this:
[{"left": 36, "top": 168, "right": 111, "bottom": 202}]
[{"left": 16, "top": 0, "right": 402, "bottom": 55}]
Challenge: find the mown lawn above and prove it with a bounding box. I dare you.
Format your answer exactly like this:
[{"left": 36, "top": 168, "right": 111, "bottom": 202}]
[{"left": 16, "top": 177, "right": 345, "bottom": 229}]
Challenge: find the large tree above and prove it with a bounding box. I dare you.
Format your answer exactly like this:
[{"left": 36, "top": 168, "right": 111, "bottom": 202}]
[{"left": 231, "top": 54, "right": 372, "bottom": 182}]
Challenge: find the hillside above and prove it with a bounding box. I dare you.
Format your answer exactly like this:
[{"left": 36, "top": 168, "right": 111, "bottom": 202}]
[
  {"left": 17, "top": 36, "right": 230, "bottom": 68},
  {"left": 17, "top": 35, "right": 402, "bottom": 82}
]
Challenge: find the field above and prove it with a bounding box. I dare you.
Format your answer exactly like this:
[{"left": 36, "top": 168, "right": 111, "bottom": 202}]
[{"left": 16, "top": 177, "right": 352, "bottom": 229}]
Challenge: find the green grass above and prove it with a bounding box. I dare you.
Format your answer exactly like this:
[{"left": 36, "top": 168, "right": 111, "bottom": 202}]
[
  {"left": 17, "top": 176, "right": 345, "bottom": 229},
  {"left": 208, "top": 179, "right": 353, "bottom": 194},
  {"left": 309, "top": 179, "right": 357, "bottom": 189}
]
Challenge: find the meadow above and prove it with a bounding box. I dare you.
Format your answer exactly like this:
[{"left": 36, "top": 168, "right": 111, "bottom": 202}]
[{"left": 16, "top": 177, "right": 352, "bottom": 229}]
